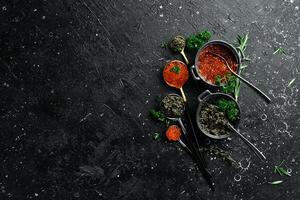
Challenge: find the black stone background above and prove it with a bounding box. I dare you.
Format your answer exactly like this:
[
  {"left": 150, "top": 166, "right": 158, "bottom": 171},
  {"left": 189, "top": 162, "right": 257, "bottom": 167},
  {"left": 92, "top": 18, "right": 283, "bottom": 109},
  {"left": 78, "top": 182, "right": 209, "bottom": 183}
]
[{"left": 0, "top": 0, "right": 299, "bottom": 199}]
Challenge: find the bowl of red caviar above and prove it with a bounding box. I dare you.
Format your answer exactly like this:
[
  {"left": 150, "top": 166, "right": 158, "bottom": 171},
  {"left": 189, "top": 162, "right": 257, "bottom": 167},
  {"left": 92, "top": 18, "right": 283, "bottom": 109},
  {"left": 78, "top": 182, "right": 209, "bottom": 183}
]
[{"left": 190, "top": 40, "right": 241, "bottom": 87}]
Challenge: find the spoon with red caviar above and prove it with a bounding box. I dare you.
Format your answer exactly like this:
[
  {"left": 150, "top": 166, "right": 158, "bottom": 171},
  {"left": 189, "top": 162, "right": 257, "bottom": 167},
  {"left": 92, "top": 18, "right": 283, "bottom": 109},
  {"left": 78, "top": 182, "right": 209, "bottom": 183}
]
[
  {"left": 163, "top": 60, "right": 189, "bottom": 102},
  {"left": 161, "top": 94, "right": 214, "bottom": 190},
  {"left": 165, "top": 125, "right": 215, "bottom": 191},
  {"left": 209, "top": 52, "right": 271, "bottom": 103},
  {"left": 166, "top": 125, "right": 192, "bottom": 153}
]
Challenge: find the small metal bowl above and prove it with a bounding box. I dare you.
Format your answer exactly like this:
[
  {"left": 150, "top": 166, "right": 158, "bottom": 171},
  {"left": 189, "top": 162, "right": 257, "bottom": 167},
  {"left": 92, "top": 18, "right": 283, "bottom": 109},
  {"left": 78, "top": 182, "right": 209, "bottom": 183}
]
[
  {"left": 195, "top": 90, "right": 241, "bottom": 139},
  {"left": 190, "top": 40, "right": 242, "bottom": 89}
]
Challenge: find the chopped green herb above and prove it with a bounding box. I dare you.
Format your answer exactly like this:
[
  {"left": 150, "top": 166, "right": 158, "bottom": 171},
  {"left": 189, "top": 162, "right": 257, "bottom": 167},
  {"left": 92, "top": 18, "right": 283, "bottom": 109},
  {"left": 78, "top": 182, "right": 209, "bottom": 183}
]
[
  {"left": 170, "top": 65, "right": 181, "bottom": 74},
  {"left": 287, "top": 78, "right": 296, "bottom": 87},
  {"left": 215, "top": 73, "right": 237, "bottom": 95},
  {"left": 273, "top": 47, "right": 286, "bottom": 55},
  {"left": 153, "top": 132, "right": 160, "bottom": 140},
  {"left": 222, "top": 74, "right": 236, "bottom": 94},
  {"left": 215, "top": 75, "right": 222, "bottom": 85},
  {"left": 202, "top": 145, "right": 237, "bottom": 165},
  {"left": 160, "top": 43, "right": 168, "bottom": 48},
  {"left": 216, "top": 98, "right": 239, "bottom": 122},
  {"left": 268, "top": 180, "right": 283, "bottom": 185},
  {"left": 186, "top": 30, "right": 212, "bottom": 51},
  {"left": 149, "top": 109, "right": 166, "bottom": 122}
]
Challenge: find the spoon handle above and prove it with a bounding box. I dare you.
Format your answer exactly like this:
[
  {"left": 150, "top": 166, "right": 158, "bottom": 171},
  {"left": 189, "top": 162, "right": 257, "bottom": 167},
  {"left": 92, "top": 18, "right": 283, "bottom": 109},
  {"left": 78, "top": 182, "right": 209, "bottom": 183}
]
[
  {"left": 229, "top": 69, "right": 271, "bottom": 103},
  {"left": 179, "top": 87, "right": 187, "bottom": 102},
  {"left": 228, "top": 123, "right": 266, "bottom": 160},
  {"left": 180, "top": 50, "right": 189, "bottom": 65},
  {"left": 178, "top": 118, "right": 214, "bottom": 190},
  {"left": 178, "top": 139, "right": 192, "bottom": 154},
  {"left": 209, "top": 52, "right": 271, "bottom": 103}
]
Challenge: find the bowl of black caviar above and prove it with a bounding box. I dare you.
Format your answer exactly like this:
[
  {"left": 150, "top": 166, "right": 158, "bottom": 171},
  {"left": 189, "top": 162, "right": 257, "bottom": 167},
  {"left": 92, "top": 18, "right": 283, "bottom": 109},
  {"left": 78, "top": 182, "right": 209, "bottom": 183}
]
[{"left": 196, "top": 90, "right": 241, "bottom": 139}]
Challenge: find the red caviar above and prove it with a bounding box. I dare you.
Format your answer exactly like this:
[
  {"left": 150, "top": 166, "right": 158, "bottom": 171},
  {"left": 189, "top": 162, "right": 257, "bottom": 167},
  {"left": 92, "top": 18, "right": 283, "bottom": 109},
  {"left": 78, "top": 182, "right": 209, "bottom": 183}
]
[
  {"left": 163, "top": 60, "right": 189, "bottom": 88},
  {"left": 198, "top": 44, "right": 238, "bottom": 84},
  {"left": 166, "top": 125, "right": 181, "bottom": 141}
]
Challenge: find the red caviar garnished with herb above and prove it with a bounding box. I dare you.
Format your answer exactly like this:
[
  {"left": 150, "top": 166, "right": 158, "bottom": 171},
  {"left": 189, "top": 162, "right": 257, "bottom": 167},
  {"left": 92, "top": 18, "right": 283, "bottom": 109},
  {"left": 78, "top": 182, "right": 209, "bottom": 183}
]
[
  {"left": 166, "top": 125, "right": 181, "bottom": 141},
  {"left": 163, "top": 60, "right": 189, "bottom": 88},
  {"left": 198, "top": 44, "right": 238, "bottom": 84}
]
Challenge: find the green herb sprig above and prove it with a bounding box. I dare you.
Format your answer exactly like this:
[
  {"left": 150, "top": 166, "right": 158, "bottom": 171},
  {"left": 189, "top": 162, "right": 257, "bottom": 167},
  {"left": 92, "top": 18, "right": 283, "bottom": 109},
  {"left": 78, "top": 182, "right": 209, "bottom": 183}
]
[
  {"left": 287, "top": 78, "right": 296, "bottom": 87},
  {"left": 273, "top": 47, "right": 286, "bottom": 55},
  {"left": 274, "top": 161, "right": 291, "bottom": 177},
  {"left": 215, "top": 73, "right": 237, "bottom": 96},
  {"left": 149, "top": 109, "right": 166, "bottom": 122},
  {"left": 234, "top": 34, "right": 250, "bottom": 100},
  {"left": 216, "top": 98, "right": 239, "bottom": 122},
  {"left": 186, "top": 30, "right": 212, "bottom": 51},
  {"left": 153, "top": 132, "right": 160, "bottom": 140},
  {"left": 202, "top": 145, "right": 237, "bottom": 165},
  {"left": 170, "top": 65, "right": 181, "bottom": 74},
  {"left": 160, "top": 43, "right": 168, "bottom": 48},
  {"left": 268, "top": 180, "right": 283, "bottom": 185}
]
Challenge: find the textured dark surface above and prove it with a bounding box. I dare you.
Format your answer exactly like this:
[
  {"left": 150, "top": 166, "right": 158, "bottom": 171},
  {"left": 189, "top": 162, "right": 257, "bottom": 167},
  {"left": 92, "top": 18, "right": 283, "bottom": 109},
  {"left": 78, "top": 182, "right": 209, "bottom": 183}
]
[{"left": 0, "top": 0, "right": 299, "bottom": 199}]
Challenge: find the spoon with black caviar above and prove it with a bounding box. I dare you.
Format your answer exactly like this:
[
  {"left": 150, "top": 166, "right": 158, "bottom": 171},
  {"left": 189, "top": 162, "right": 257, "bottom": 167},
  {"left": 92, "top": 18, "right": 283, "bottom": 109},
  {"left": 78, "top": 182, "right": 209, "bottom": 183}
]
[{"left": 169, "top": 35, "right": 189, "bottom": 65}]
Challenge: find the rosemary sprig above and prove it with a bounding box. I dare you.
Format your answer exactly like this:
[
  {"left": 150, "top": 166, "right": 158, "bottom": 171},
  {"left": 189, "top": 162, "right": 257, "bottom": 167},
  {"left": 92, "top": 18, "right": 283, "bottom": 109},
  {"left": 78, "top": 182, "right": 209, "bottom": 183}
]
[
  {"left": 273, "top": 47, "right": 286, "bottom": 55},
  {"left": 287, "top": 78, "right": 296, "bottom": 87},
  {"left": 274, "top": 160, "right": 291, "bottom": 177},
  {"left": 237, "top": 34, "right": 249, "bottom": 52},
  {"left": 203, "top": 145, "right": 237, "bottom": 165},
  {"left": 234, "top": 33, "right": 250, "bottom": 101},
  {"left": 268, "top": 180, "right": 283, "bottom": 185}
]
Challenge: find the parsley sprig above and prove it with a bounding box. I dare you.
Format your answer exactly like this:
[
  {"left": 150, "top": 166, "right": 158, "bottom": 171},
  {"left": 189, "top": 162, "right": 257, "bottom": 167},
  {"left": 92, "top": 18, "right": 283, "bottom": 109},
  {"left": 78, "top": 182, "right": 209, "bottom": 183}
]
[
  {"left": 186, "top": 30, "right": 212, "bottom": 51},
  {"left": 216, "top": 98, "right": 239, "bottom": 122},
  {"left": 215, "top": 73, "right": 237, "bottom": 95},
  {"left": 170, "top": 65, "right": 180, "bottom": 74},
  {"left": 149, "top": 109, "right": 166, "bottom": 122}
]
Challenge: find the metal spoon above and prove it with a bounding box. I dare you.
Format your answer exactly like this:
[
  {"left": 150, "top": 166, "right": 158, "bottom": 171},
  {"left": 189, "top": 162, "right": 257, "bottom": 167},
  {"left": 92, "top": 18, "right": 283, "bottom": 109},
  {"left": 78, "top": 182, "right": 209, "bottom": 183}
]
[
  {"left": 227, "top": 123, "right": 266, "bottom": 160},
  {"left": 209, "top": 52, "right": 271, "bottom": 103},
  {"left": 167, "top": 116, "right": 214, "bottom": 190},
  {"left": 163, "top": 60, "right": 189, "bottom": 102},
  {"left": 169, "top": 35, "right": 189, "bottom": 65}
]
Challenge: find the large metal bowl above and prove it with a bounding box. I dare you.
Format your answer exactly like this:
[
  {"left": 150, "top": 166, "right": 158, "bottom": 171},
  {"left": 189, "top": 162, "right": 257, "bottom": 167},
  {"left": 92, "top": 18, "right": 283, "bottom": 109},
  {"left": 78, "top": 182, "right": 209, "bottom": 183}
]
[
  {"left": 190, "top": 40, "right": 242, "bottom": 88},
  {"left": 196, "top": 90, "right": 241, "bottom": 139}
]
